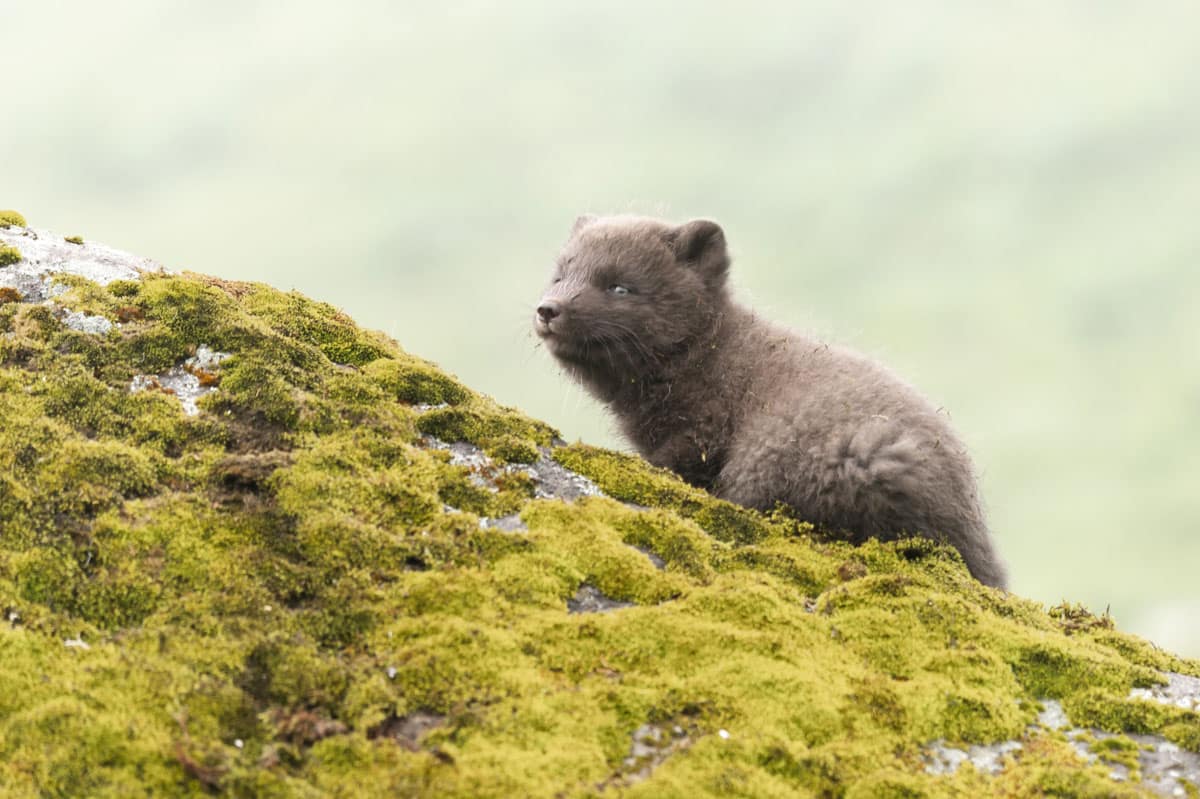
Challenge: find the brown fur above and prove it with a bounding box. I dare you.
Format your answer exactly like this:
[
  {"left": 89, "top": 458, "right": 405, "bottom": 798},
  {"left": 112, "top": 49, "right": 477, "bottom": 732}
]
[{"left": 534, "top": 215, "right": 1008, "bottom": 588}]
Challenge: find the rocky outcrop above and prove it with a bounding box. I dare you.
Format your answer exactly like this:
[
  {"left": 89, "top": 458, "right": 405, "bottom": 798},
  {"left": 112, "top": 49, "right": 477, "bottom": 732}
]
[{"left": 1, "top": 216, "right": 1198, "bottom": 797}]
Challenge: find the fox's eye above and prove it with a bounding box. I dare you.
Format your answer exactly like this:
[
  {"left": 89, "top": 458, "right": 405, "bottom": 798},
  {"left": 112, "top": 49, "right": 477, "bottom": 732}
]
[
  {"left": 553, "top": 277, "right": 562, "bottom": 284},
  {"left": 608, "top": 285, "right": 631, "bottom": 296}
]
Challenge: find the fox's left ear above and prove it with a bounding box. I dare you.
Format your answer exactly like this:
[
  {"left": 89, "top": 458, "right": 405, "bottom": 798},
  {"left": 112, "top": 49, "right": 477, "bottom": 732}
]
[
  {"left": 570, "top": 214, "right": 597, "bottom": 237},
  {"left": 668, "top": 219, "right": 729, "bottom": 286}
]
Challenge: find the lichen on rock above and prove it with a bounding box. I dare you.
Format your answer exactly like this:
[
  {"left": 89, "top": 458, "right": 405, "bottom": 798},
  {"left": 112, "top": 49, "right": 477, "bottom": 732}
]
[{"left": 0, "top": 225, "right": 1197, "bottom": 797}]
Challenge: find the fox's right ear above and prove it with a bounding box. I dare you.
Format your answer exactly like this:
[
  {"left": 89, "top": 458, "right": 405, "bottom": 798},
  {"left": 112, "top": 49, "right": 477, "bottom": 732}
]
[{"left": 570, "top": 214, "right": 596, "bottom": 236}]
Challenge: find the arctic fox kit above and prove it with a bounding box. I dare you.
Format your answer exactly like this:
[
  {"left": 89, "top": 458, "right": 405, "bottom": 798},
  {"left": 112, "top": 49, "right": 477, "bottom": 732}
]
[{"left": 535, "top": 215, "right": 1007, "bottom": 588}]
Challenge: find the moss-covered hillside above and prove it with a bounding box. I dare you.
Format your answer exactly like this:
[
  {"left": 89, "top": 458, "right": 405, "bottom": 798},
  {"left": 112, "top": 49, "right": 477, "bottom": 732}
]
[{"left": 1, "top": 217, "right": 1198, "bottom": 798}]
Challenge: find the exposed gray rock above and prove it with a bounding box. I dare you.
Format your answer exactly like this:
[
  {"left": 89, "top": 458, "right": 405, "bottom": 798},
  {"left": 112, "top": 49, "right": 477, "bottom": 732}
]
[
  {"left": 633, "top": 545, "right": 666, "bottom": 570},
  {"left": 924, "top": 695, "right": 1199, "bottom": 796},
  {"left": 1036, "top": 698, "right": 1071, "bottom": 731},
  {"left": 567, "top": 584, "right": 633, "bottom": 615},
  {"left": 527, "top": 447, "right": 603, "bottom": 501},
  {"left": 1131, "top": 672, "right": 1200, "bottom": 714},
  {"left": 422, "top": 437, "right": 508, "bottom": 493},
  {"left": 61, "top": 309, "right": 114, "bottom": 335},
  {"left": 1135, "top": 736, "right": 1200, "bottom": 797},
  {"left": 189, "top": 344, "right": 229, "bottom": 372},
  {"left": 479, "top": 514, "right": 528, "bottom": 533},
  {"left": 368, "top": 711, "right": 446, "bottom": 750},
  {"left": 0, "top": 226, "right": 164, "bottom": 301},
  {"left": 129, "top": 345, "right": 231, "bottom": 416},
  {"left": 594, "top": 721, "right": 701, "bottom": 790},
  {"left": 426, "top": 438, "right": 492, "bottom": 471},
  {"left": 618, "top": 723, "right": 693, "bottom": 783},
  {"left": 924, "top": 739, "right": 1022, "bottom": 776},
  {"left": 421, "top": 436, "right": 604, "bottom": 505}
]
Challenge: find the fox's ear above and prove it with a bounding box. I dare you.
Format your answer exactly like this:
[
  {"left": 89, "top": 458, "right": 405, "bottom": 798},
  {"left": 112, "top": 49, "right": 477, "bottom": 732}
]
[
  {"left": 668, "top": 219, "right": 729, "bottom": 286},
  {"left": 570, "top": 214, "right": 597, "bottom": 236}
]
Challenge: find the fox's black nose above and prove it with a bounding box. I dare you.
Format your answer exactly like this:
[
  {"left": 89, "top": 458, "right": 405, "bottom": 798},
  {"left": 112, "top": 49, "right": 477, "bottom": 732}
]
[{"left": 536, "top": 302, "right": 561, "bottom": 323}]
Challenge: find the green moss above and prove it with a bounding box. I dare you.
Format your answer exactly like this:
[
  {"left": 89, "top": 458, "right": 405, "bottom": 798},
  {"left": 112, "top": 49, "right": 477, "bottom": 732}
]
[
  {"left": 13, "top": 547, "right": 85, "bottom": 609},
  {"left": 240, "top": 287, "right": 392, "bottom": 367},
  {"left": 1086, "top": 733, "right": 1141, "bottom": 771},
  {"left": 0, "top": 243, "right": 21, "bottom": 266},
  {"left": 417, "top": 402, "right": 556, "bottom": 454},
  {"left": 524, "top": 498, "right": 693, "bottom": 606},
  {"left": 611, "top": 507, "right": 719, "bottom": 583},
  {"left": 108, "top": 279, "right": 141, "bottom": 297},
  {"left": 554, "top": 443, "right": 794, "bottom": 545},
  {"left": 39, "top": 438, "right": 162, "bottom": 514},
  {"left": 482, "top": 433, "right": 540, "bottom": 464},
  {"left": 364, "top": 357, "right": 470, "bottom": 406},
  {"left": 0, "top": 209, "right": 26, "bottom": 228},
  {"left": 65, "top": 235, "right": 84, "bottom": 245},
  {"left": 0, "top": 247, "right": 1196, "bottom": 797},
  {"left": 209, "top": 356, "right": 303, "bottom": 428}
]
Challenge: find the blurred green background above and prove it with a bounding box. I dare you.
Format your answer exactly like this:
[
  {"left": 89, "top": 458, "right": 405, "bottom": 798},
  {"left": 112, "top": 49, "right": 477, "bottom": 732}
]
[{"left": 4, "top": 2, "right": 1198, "bottom": 654}]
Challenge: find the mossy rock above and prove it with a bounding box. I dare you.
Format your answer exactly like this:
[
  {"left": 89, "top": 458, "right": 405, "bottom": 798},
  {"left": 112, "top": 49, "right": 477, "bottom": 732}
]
[{"left": 0, "top": 227, "right": 1197, "bottom": 797}]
